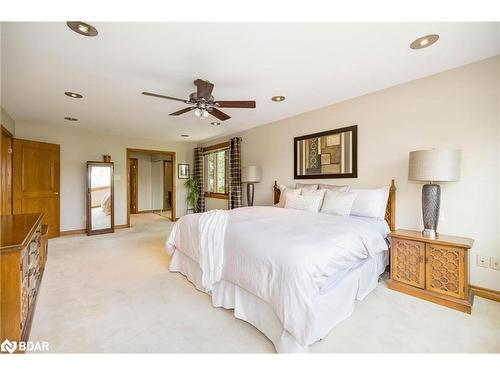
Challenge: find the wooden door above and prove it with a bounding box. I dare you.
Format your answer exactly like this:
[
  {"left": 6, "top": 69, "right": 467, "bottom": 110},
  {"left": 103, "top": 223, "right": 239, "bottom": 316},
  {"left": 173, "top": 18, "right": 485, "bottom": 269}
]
[
  {"left": 1, "top": 127, "right": 13, "bottom": 214},
  {"left": 391, "top": 238, "right": 426, "bottom": 289},
  {"left": 13, "top": 139, "right": 60, "bottom": 238},
  {"left": 129, "top": 158, "right": 138, "bottom": 214},
  {"left": 425, "top": 244, "right": 465, "bottom": 299}
]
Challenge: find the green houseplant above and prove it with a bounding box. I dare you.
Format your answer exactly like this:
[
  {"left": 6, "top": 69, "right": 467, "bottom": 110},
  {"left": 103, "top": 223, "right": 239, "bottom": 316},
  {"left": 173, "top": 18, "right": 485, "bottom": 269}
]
[{"left": 184, "top": 176, "right": 199, "bottom": 213}]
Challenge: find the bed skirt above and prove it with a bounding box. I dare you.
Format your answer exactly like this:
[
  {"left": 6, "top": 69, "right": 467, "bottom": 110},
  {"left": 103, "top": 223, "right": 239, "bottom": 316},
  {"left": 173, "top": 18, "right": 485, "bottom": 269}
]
[{"left": 169, "top": 250, "right": 388, "bottom": 353}]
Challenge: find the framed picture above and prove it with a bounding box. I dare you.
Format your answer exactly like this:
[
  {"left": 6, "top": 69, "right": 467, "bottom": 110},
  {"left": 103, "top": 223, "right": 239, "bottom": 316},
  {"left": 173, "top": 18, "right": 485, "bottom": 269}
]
[
  {"left": 294, "top": 125, "right": 358, "bottom": 179},
  {"left": 178, "top": 164, "right": 189, "bottom": 179}
]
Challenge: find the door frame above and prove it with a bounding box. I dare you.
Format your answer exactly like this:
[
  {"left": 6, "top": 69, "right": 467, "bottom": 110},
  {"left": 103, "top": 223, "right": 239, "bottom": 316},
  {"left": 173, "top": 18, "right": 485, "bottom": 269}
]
[
  {"left": 163, "top": 160, "right": 173, "bottom": 211},
  {"left": 129, "top": 158, "right": 139, "bottom": 214},
  {"left": 1, "top": 125, "right": 13, "bottom": 215},
  {"left": 126, "top": 148, "right": 176, "bottom": 225}
]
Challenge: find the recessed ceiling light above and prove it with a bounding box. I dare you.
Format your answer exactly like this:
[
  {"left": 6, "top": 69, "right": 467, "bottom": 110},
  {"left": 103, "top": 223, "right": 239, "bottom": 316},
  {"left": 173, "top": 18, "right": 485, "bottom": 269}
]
[
  {"left": 66, "top": 21, "right": 98, "bottom": 37},
  {"left": 271, "top": 96, "right": 286, "bottom": 102},
  {"left": 210, "top": 122, "right": 221, "bottom": 126},
  {"left": 64, "top": 117, "right": 78, "bottom": 121},
  {"left": 181, "top": 134, "right": 189, "bottom": 137},
  {"left": 410, "top": 34, "right": 439, "bottom": 50},
  {"left": 64, "top": 91, "right": 83, "bottom": 99}
]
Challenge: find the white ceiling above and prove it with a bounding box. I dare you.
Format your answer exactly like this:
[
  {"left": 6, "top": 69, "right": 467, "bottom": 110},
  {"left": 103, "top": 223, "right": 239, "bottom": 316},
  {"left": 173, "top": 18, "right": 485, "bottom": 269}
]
[{"left": 1, "top": 22, "right": 499, "bottom": 142}]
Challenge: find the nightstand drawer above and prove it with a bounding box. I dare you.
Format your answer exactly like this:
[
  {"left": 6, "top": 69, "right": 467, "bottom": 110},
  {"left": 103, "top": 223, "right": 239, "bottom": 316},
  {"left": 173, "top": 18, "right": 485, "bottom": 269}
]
[
  {"left": 425, "top": 244, "right": 465, "bottom": 299},
  {"left": 391, "top": 238, "right": 425, "bottom": 288}
]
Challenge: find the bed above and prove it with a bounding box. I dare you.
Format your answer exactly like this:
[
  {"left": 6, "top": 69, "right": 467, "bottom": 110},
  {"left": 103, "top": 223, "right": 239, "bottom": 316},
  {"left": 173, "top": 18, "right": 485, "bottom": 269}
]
[{"left": 166, "top": 180, "right": 396, "bottom": 353}]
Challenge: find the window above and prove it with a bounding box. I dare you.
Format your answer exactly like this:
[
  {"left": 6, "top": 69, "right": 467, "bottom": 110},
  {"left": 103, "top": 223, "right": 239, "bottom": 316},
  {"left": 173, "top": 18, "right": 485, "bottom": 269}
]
[{"left": 204, "top": 144, "right": 229, "bottom": 198}]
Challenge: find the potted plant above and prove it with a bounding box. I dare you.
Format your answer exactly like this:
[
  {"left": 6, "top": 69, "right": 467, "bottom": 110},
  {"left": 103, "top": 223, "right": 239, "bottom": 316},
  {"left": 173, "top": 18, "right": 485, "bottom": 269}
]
[{"left": 184, "top": 176, "right": 199, "bottom": 213}]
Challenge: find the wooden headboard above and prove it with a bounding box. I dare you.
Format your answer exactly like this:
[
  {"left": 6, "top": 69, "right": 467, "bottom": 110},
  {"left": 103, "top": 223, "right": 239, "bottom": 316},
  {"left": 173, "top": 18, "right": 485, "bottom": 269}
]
[{"left": 273, "top": 179, "right": 397, "bottom": 231}]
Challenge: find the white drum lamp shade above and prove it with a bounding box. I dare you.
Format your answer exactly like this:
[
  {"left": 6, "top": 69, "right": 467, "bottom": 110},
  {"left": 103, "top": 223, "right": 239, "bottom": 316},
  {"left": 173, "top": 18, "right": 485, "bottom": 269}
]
[
  {"left": 408, "top": 149, "right": 461, "bottom": 182},
  {"left": 242, "top": 166, "right": 262, "bottom": 183}
]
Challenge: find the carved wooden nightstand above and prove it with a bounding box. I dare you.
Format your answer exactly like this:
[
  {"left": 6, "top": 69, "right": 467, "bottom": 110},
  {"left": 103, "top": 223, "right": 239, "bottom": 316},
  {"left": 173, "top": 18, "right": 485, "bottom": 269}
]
[{"left": 387, "top": 229, "right": 474, "bottom": 313}]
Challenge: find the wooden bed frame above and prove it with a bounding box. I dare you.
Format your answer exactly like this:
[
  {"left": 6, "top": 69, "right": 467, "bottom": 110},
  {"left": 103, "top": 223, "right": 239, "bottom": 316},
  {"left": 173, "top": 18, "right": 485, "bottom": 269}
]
[{"left": 273, "top": 179, "right": 397, "bottom": 231}]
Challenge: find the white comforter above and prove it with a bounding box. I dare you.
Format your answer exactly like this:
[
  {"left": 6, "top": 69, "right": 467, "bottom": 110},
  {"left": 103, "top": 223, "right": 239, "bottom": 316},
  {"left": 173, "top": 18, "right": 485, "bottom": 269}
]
[{"left": 166, "top": 206, "right": 388, "bottom": 346}]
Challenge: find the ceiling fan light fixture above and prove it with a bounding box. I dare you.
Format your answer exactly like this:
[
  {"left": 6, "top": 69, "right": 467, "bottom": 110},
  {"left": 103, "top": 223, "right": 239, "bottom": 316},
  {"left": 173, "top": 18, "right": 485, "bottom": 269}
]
[
  {"left": 410, "top": 34, "right": 439, "bottom": 50},
  {"left": 181, "top": 134, "right": 190, "bottom": 137},
  {"left": 271, "top": 96, "right": 286, "bottom": 102},
  {"left": 194, "top": 108, "right": 209, "bottom": 119},
  {"left": 67, "top": 21, "right": 98, "bottom": 37},
  {"left": 64, "top": 117, "right": 78, "bottom": 122},
  {"left": 211, "top": 122, "right": 221, "bottom": 126}
]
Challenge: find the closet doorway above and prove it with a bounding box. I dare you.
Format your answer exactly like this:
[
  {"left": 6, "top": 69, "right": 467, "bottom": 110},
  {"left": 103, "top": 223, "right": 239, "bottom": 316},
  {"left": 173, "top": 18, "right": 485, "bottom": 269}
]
[{"left": 126, "top": 148, "right": 176, "bottom": 226}]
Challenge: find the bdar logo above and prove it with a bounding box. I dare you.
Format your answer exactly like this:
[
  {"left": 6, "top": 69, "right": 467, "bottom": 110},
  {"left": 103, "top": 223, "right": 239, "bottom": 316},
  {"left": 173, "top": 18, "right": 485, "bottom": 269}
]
[{"left": 1, "top": 339, "right": 17, "bottom": 353}]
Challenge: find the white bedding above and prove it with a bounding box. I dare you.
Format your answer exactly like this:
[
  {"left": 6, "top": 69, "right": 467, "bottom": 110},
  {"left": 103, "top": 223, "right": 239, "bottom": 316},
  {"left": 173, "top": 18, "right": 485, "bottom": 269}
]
[{"left": 166, "top": 206, "right": 388, "bottom": 347}]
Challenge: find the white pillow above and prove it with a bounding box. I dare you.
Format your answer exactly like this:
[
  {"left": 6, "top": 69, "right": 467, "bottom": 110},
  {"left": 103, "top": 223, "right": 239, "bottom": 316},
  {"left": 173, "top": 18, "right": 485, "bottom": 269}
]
[
  {"left": 295, "top": 183, "right": 318, "bottom": 191},
  {"left": 285, "top": 193, "right": 323, "bottom": 213},
  {"left": 278, "top": 185, "right": 301, "bottom": 208},
  {"left": 320, "top": 190, "right": 357, "bottom": 216},
  {"left": 319, "top": 183, "right": 350, "bottom": 192},
  {"left": 301, "top": 188, "right": 326, "bottom": 197},
  {"left": 350, "top": 187, "right": 389, "bottom": 220}
]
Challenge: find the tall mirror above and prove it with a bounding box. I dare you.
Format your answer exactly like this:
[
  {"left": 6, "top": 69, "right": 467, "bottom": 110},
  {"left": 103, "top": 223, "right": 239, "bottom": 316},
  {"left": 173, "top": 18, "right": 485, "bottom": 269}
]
[{"left": 87, "top": 161, "right": 114, "bottom": 235}]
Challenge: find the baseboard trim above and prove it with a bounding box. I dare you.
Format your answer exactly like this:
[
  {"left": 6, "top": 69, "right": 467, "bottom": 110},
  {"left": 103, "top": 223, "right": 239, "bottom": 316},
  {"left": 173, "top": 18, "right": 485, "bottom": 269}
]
[
  {"left": 60, "top": 224, "right": 129, "bottom": 236},
  {"left": 470, "top": 285, "right": 500, "bottom": 303},
  {"left": 60, "top": 229, "right": 86, "bottom": 236}
]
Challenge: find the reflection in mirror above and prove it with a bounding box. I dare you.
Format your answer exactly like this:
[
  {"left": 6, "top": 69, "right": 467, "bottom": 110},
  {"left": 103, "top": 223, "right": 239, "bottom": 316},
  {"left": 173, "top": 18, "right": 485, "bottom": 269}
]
[
  {"left": 87, "top": 162, "right": 114, "bottom": 235},
  {"left": 294, "top": 125, "right": 357, "bottom": 179}
]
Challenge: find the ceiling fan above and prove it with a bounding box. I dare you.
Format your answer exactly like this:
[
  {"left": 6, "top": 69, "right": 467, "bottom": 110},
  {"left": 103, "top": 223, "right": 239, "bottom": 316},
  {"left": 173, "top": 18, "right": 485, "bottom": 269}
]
[{"left": 142, "top": 79, "right": 256, "bottom": 121}]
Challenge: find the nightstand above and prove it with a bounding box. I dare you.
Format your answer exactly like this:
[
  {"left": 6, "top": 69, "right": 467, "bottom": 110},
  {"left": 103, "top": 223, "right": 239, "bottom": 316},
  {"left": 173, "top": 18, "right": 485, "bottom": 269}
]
[{"left": 387, "top": 229, "right": 474, "bottom": 313}]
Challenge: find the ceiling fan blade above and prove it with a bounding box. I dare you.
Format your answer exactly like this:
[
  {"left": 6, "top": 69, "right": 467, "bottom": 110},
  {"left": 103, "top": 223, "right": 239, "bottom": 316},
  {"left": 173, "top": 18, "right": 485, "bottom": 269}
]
[
  {"left": 215, "top": 100, "right": 256, "bottom": 108},
  {"left": 210, "top": 108, "right": 231, "bottom": 121},
  {"left": 194, "top": 79, "right": 214, "bottom": 99},
  {"left": 142, "top": 91, "right": 187, "bottom": 103},
  {"left": 169, "top": 107, "right": 195, "bottom": 116}
]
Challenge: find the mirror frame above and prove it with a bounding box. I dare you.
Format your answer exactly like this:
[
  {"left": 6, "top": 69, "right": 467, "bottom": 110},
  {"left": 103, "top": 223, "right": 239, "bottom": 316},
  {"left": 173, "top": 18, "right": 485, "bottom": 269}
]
[
  {"left": 293, "top": 125, "right": 358, "bottom": 179},
  {"left": 86, "top": 161, "right": 115, "bottom": 235}
]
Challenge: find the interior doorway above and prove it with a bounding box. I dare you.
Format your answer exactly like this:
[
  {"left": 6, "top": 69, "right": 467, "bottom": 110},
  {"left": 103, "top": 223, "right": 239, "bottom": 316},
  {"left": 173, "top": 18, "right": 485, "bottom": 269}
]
[
  {"left": 129, "top": 158, "right": 139, "bottom": 214},
  {"left": 126, "top": 148, "right": 176, "bottom": 226}
]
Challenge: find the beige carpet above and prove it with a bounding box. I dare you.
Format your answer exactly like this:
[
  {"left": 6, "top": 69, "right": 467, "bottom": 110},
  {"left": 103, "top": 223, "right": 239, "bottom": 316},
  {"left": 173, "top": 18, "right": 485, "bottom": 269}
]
[{"left": 30, "top": 213, "right": 500, "bottom": 353}]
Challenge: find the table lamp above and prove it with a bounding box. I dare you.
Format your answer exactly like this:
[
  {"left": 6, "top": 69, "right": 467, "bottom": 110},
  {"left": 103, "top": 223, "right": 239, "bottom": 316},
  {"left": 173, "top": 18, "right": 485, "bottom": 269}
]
[
  {"left": 408, "top": 149, "right": 461, "bottom": 238},
  {"left": 242, "top": 166, "right": 262, "bottom": 207}
]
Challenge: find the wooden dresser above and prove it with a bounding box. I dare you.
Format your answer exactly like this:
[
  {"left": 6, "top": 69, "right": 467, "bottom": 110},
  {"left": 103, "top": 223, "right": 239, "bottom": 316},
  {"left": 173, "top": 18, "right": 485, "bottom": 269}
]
[
  {"left": 1, "top": 213, "right": 48, "bottom": 348},
  {"left": 387, "top": 229, "right": 474, "bottom": 313}
]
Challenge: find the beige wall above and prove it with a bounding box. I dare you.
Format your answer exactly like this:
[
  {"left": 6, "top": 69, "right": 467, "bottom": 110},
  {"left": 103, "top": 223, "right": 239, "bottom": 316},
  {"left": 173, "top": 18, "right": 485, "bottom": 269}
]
[
  {"left": 203, "top": 56, "right": 500, "bottom": 290},
  {"left": 1, "top": 106, "right": 15, "bottom": 134},
  {"left": 15, "top": 122, "right": 195, "bottom": 230}
]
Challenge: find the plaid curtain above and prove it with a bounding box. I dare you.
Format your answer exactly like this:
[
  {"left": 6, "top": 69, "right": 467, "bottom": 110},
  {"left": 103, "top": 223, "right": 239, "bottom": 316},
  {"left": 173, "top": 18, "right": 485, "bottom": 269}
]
[
  {"left": 228, "top": 137, "right": 242, "bottom": 209},
  {"left": 193, "top": 147, "right": 205, "bottom": 212}
]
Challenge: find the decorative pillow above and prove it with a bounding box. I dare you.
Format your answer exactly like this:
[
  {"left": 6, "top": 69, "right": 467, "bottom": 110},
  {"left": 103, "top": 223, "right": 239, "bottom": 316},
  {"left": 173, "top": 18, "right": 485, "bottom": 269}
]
[
  {"left": 319, "top": 183, "right": 350, "bottom": 192},
  {"left": 278, "top": 185, "right": 301, "bottom": 208},
  {"left": 320, "top": 190, "right": 357, "bottom": 216},
  {"left": 295, "top": 183, "right": 319, "bottom": 191},
  {"left": 350, "top": 187, "right": 389, "bottom": 220},
  {"left": 284, "top": 193, "right": 323, "bottom": 213}
]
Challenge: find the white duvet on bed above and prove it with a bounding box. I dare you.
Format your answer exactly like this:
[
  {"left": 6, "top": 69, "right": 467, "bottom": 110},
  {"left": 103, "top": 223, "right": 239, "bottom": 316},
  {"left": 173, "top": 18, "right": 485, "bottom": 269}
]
[{"left": 166, "top": 206, "right": 388, "bottom": 347}]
